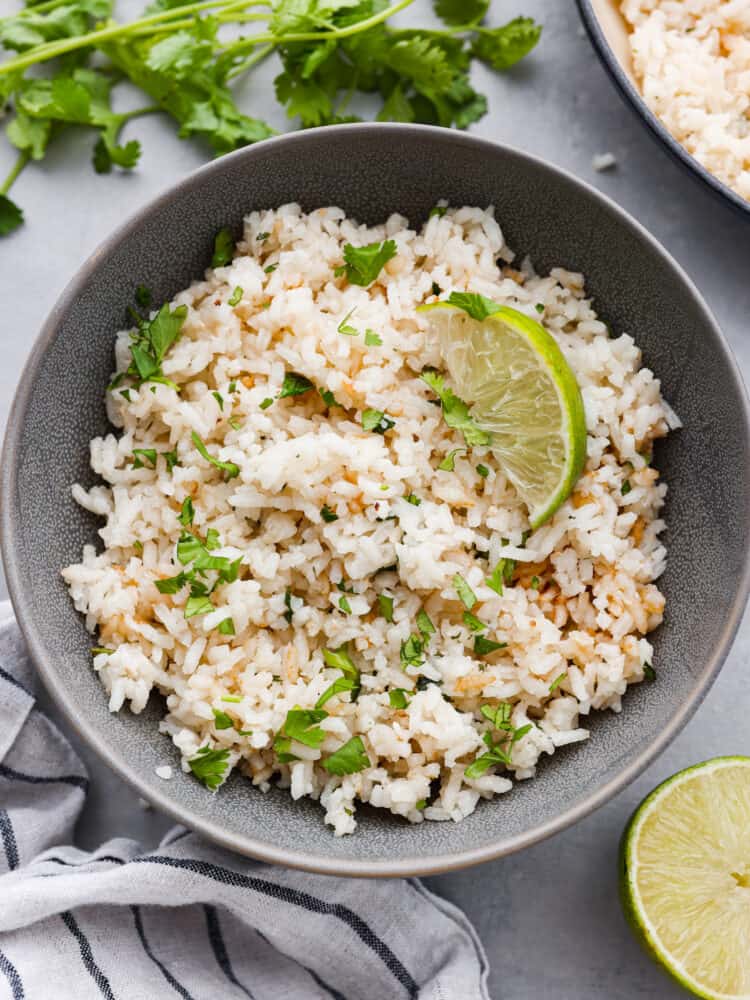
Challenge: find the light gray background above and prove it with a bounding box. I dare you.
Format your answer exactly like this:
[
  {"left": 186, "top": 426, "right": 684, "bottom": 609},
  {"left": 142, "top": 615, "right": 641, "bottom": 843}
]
[{"left": 2, "top": 2, "right": 750, "bottom": 997}]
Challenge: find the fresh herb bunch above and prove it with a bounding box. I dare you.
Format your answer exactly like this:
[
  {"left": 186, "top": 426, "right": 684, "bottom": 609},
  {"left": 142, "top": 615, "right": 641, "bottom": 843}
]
[{"left": 0, "top": 0, "right": 541, "bottom": 235}]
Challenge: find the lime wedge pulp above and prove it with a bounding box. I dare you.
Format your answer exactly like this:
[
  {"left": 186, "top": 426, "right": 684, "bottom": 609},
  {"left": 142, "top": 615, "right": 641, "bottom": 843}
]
[
  {"left": 621, "top": 757, "right": 750, "bottom": 999},
  {"left": 422, "top": 302, "right": 587, "bottom": 528}
]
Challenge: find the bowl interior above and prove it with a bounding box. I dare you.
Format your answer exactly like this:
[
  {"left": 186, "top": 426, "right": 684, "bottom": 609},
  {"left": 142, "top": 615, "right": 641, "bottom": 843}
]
[
  {"left": 3, "top": 126, "right": 749, "bottom": 875},
  {"left": 590, "top": 0, "right": 635, "bottom": 84}
]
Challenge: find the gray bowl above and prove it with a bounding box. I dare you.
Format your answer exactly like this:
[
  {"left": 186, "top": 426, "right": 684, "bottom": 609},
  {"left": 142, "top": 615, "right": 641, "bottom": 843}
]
[
  {"left": 577, "top": 0, "right": 750, "bottom": 219},
  {"left": 2, "top": 124, "right": 749, "bottom": 877}
]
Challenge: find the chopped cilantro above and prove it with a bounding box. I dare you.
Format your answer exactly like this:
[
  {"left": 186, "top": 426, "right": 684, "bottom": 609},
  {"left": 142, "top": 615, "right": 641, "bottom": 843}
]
[
  {"left": 279, "top": 372, "right": 314, "bottom": 399},
  {"left": 132, "top": 448, "right": 157, "bottom": 469},
  {"left": 217, "top": 617, "right": 235, "bottom": 635},
  {"left": 221, "top": 695, "right": 242, "bottom": 703},
  {"left": 135, "top": 285, "right": 152, "bottom": 308},
  {"left": 338, "top": 595, "right": 352, "bottom": 614},
  {"left": 415, "top": 798, "right": 427, "bottom": 810},
  {"left": 389, "top": 688, "right": 410, "bottom": 709},
  {"left": 322, "top": 646, "right": 359, "bottom": 682},
  {"left": 535, "top": 303, "right": 544, "bottom": 314},
  {"left": 189, "top": 746, "right": 230, "bottom": 790},
  {"left": 91, "top": 646, "right": 114, "bottom": 656},
  {"left": 133, "top": 540, "right": 143, "bottom": 555},
  {"left": 164, "top": 448, "right": 180, "bottom": 472},
  {"left": 378, "top": 594, "right": 394, "bottom": 623},
  {"left": 259, "top": 397, "right": 273, "bottom": 410},
  {"left": 549, "top": 672, "right": 566, "bottom": 693},
  {"left": 464, "top": 706, "right": 533, "bottom": 778},
  {"left": 228, "top": 286, "right": 243, "bottom": 306},
  {"left": 644, "top": 663, "right": 656, "bottom": 681},
  {"left": 321, "top": 504, "right": 338, "bottom": 523},
  {"left": 400, "top": 634, "right": 425, "bottom": 669},
  {"left": 474, "top": 635, "right": 506, "bottom": 655},
  {"left": 438, "top": 448, "right": 465, "bottom": 472},
  {"left": 316, "top": 675, "right": 357, "bottom": 710},
  {"left": 120, "top": 389, "right": 132, "bottom": 402},
  {"left": 212, "top": 390, "right": 224, "bottom": 411},
  {"left": 453, "top": 573, "right": 477, "bottom": 610},
  {"left": 486, "top": 558, "right": 515, "bottom": 595},
  {"left": 322, "top": 735, "right": 369, "bottom": 775},
  {"left": 184, "top": 594, "right": 214, "bottom": 618},
  {"left": 476, "top": 464, "right": 489, "bottom": 478},
  {"left": 212, "top": 708, "right": 234, "bottom": 730},
  {"left": 337, "top": 240, "right": 397, "bottom": 287},
  {"left": 155, "top": 572, "right": 189, "bottom": 595},
  {"left": 228, "top": 381, "right": 237, "bottom": 394},
  {"left": 178, "top": 497, "right": 194, "bottom": 527},
  {"left": 420, "top": 370, "right": 490, "bottom": 447},
  {"left": 211, "top": 227, "right": 234, "bottom": 268},
  {"left": 405, "top": 493, "right": 421, "bottom": 506},
  {"left": 264, "top": 264, "right": 278, "bottom": 274},
  {"left": 229, "top": 418, "right": 244, "bottom": 430},
  {"left": 337, "top": 309, "right": 359, "bottom": 336},
  {"left": 279, "top": 707, "right": 327, "bottom": 749},
  {"left": 319, "top": 387, "right": 338, "bottom": 408},
  {"left": 416, "top": 609, "right": 436, "bottom": 637},
  {"left": 191, "top": 431, "right": 239, "bottom": 480},
  {"left": 463, "top": 610, "right": 486, "bottom": 632},
  {"left": 362, "top": 409, "right": 395, "bottom": 434},
  {"left": 431, "top": 282, "right": 442, "bottom": 296},
  {"left": 364, "top": 329, "right": 382, "bottom": 346},
  {"left": 444, "top": 291, "right": 501, "bottom": 321},
  {"left": 429, "top": 205, "right": 447, "bottom": 218},
  {"left": 531, "top": 576, "right": 540, "bottom": 590},
  {"left": 621, "top": 480, "right": 632, "bottom": 496}
]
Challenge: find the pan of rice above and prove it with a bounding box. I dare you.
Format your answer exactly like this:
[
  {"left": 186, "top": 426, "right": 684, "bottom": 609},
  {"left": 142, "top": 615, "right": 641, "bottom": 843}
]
[{"left": 3, "top": 126, "right": 749, "bottom": 874}]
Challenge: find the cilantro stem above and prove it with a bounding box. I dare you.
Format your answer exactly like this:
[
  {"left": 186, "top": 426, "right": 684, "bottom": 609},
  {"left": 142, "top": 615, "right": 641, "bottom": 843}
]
[
  {"left": 131, "top": 9, "right": 270, "bottom": 37},
  {"left": 223, "top": 0, "right": 415, "bottom": 54},
  {"left": 0, "top": 0, "right": 264, "bottom": 75},
  {"left": 1, "top": 151, "right": 30, "bottom": 197},
  {"left": 116, "top": 106, "right": 161, "bottom": 124},
  {"left": 225, "top": 43, "right": 275, "bottom": 81}
]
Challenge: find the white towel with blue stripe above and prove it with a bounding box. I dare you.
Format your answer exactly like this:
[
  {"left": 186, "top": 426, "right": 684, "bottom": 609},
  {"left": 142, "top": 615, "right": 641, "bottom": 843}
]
[{"left": 0, "top": 606, "right": 489, "bottom": 1000}]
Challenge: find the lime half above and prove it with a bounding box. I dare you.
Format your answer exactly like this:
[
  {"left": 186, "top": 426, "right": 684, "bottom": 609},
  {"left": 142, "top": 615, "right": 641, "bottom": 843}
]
[
  {"left": 424, "top": 302, "right": 586, "bottom": 527},
  {"left": 621, "top": 757, "right": 750, "bottom": 999}
]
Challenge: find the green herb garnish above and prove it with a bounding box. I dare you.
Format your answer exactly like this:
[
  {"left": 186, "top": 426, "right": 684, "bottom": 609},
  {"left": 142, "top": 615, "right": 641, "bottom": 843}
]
[
  {"left": 463, "top": 610, "right": 486, "bottom": 632},
  {"left": 191, "top": 431, "right": 239, "bottom": 480},
  {"left": 400, "top": 634, "right": 425, "bottom": 669},
  {"left": 416, "top": 608, "right": 436, "bottom": 637},
  {"left": 217, "top": 617, "right": 235, "bottom": 635},
  {"left": 474, "top": 635, "right": 506, "bottom": 655},
  {"left": 228, "top": 286, "right": 243, "bottom": 306},
  {"left": 362, "top": 408, "right": 395, "bottom": 434},
  {"left": 211, "top": 227, "right": 234, "bottom": 268},
  {"left": 316, "top": 675, "right": 358, "bottom": 710},
  {"left": 337, "top": 240, "right": 396, "bottom": 287},
  {"left": 91, "top": 646, "right": 114, "bottom": 656},
  {"left": 322, "top": 736, "right": 369, "bottom": 775},
  {"left": 621, "top": 480, "right": 632, "bottom": 496},
  {"left": 421, "top": 370, "right": 490, "bottom": 448},
  {"left": 378, "top": 594, "right": 394, "bottom": 623},
  {"left": 364, "top": 330, "right": 382, "bottom": 346},
  {"left": 278, "top": 707, "right": 327, "bottom": 749},
  {"left": 189, "top": 746, "right": 230, "bottom": 790},
  {"left": 338, "top": 595, "right": 352, "bottom": 614},
  {"left": 337, "top": 309, "right": 359, "bottom": 336},
  {"left": 212, "top": 708, "right": 234, "bottom": 730},
  {"left": 644, "top": 663, "right": 656, "bottom": 681},
  {"left": 279, "top": 372, "right": 314, "bottom": 399},
  {"left": 453, "top": 573, "right": 477, "bottom": 610},
  {"left": 549, "top": 672, "right": 566, "bottom": 693},
  {"left": 476, "top": 464, "right": 489, "bottom": 478},
  {"left": 132, "top": 448, "right": 157, "bottom": 469},
  {"left": 438, "top": 448, "right": 465, "bottom": 472},
  {"left": 321, "top": 505, "right": 338, "bottom": 523},
  {"left": 486, "top": 558, "right": 515, "bottom": 595},
  {"left": 389, "top": 688, "right": 410, "bottom": 709}
]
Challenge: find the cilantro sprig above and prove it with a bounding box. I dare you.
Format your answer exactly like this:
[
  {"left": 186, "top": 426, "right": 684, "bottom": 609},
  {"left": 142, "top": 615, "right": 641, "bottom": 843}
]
[
  {"left": 464, "top": 703, "right": 533, "bottom": 779},
  {"left": 421, "top": 370, "right": 490, "bottom": 448},
  {"left": 0, "top": 1, "right": 540, "bottom": 234}
]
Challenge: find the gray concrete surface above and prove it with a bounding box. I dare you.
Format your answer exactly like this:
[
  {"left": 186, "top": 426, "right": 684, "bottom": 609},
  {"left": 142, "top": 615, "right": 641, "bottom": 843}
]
[{"left": 2, "top": 1, "right": 750, "bottom": 997}]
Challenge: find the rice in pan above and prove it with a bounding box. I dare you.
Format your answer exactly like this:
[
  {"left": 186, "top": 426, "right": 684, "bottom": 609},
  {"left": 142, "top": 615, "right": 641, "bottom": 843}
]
[{"left": 63, "top": 204, "right": 678, "bottom": 835}]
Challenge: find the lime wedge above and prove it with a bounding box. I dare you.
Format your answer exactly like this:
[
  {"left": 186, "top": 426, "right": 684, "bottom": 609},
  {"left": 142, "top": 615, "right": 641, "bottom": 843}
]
[
  {"left": 423, "top": 301, "right": 586, "bottom": 527},
  {"left": 621, "top": 757, "right": 750, "bottom": 999}
]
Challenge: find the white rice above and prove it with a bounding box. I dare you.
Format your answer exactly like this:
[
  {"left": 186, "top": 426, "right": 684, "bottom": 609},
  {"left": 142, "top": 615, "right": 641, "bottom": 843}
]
[
  {"left": 62, "top": 204, "right": 675, "bottom": 836},
  {"left": 621, "top": 0, "right": 750, "bottom": 200}
]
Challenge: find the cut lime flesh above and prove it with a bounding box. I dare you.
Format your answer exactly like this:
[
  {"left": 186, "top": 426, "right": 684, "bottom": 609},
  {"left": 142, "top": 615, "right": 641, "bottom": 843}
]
[
  {"left": 428, "top": 304, "right": 587, "bottom": 527},
  {"left": 621, "top": 757, "right": 750, "bottom": 999}
]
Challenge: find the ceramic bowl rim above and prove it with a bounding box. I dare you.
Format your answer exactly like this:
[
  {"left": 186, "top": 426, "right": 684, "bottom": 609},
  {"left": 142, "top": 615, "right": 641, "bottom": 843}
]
[
  {"left": 575, "top": 0, "right": 750, "bottom": 219},
  {"left": 3, "top": 123, "right": 749, "bottom": 877}
]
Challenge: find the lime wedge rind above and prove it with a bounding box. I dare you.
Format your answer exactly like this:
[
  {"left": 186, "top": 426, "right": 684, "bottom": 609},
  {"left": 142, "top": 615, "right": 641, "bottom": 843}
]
[
  {"left": 621, "top": 757, "right": 750, "bottom": 1000},
  {"left": 422, "top": 301, "right": 587, "bottom": 528}
]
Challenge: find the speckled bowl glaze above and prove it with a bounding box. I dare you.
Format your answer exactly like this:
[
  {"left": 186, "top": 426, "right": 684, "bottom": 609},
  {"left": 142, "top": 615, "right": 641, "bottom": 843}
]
[
  {"left": 577, "top": 0, "right": 750, "bottom": 219},
  {"left": 2, "top": 124, "right": 749, "bottom": 877}
]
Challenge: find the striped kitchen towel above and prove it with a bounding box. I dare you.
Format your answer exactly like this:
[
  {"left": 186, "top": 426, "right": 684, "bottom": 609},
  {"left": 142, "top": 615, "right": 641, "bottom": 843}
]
[{"left": 0, "top": 606, "right": 489, "bottom": 1000}]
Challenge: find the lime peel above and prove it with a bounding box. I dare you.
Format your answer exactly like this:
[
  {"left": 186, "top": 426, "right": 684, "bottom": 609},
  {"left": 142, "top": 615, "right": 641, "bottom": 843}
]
[{"left": 621, "top": 757, "right": 750, "bottom": 1000}]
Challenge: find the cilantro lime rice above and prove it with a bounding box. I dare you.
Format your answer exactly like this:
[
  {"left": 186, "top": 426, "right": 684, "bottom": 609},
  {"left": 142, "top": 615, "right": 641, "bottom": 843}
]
[{"left": 62, "top": 204, "right": 678, "bottom": 835}]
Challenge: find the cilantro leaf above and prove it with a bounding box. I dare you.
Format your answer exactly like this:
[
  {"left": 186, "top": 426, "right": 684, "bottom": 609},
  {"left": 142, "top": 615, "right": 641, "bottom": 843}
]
[
  {"left": 339, "top": 240, "right": 397, "bottom": 286},
  {"left": 486, "top": 558, "right": 515, "bottom": 595},
  {"left": 178, "top": 497, "right": 194, "bottom": 527},
  {"left": 446, "top": 290, "right": 501, "bottom": 321},
  {"left": 132, "top": 448, "right": 157, "bottom": 469},
  {"left": 438, "top": 448, "right": 464, "bottom": 471},
  {"left": 362, "top": 408, "right": 395, "bottom": 434},
  {"left": 453, "top": 573, "right": 477, "bottom": 610},
  {"left": 364, "top": 329, "right": 382, "bottom": 346},
  {"left": 434, "top": 0, "right": 489, "bottom": 27},
  {"left": 155, "top": 572, "right": 189, "bottom": 595},
  {"left": 191, "top": 431, "right": 239, "bottom": 480},
  {"left": 212, "top": 708, "right": 234, "bottom": 730},
  {"left": 0, "top": 195, "right": 23, "bottom": 236},
  {"left": 279, "top": 707, "right": 327, "bottom": 749},
  {"left": 211, "top": 226, "right": 234, "bottom": 267},
  {"left": 279, "top": 372, "right": 314, "bottom": 399},
  {"left": 474, "top": 635, "right": 506, "bottom": 655},
  {"left": 378, "top": 594, "right": 394, "bottom": 622},
  {"left": 549, "top": 671, "right": 566, "bottom": 693},
  {"left": 321, "top": 504, "right": 338, "bottom": 523},
  {"left": 416, "top": 608, "right": 436, "bottom": 637},
  {"left": 463, "top": 610, "right": 486, "bottom": 632},
  {"left": 228, "top": 285, "right": 243, "bottom": 306},
  {"left": 472, "top": 17, "right": 542, "bottom": 71},
  {"left": 315, "top": 675, "right": 357, "bottom": 710},
  {"left": 389, "top": 688, "right": 410, "bottom": 709},
  {"left": 420, "top": 370, "right": 490, "bottom": 447},
  {"left": 322, "top": 735, "right": 369, "bottom": 775},
  {"left": 126, "top": 302, "right": 187, "bottom": 387},
  {"left": 217, "top": 617, "right": 235, "bottom": 635},
  {"left": 184, "top": 593, "right": 214, "bottom": 618},
  {"left": 189, "top": 746, "right": 230, "bottom": 790},
  {"left": 400, "top": 633, "right": 424, "bottom": 669},
  {"left": 337, "top": 308, "right": 359, "bottom": 336}
]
